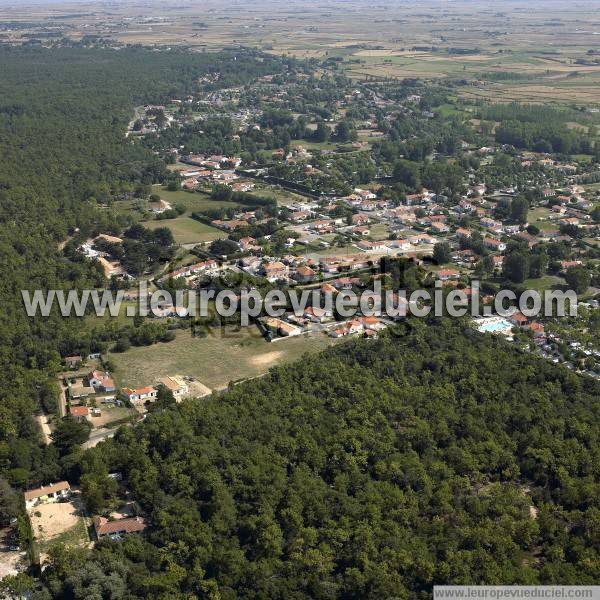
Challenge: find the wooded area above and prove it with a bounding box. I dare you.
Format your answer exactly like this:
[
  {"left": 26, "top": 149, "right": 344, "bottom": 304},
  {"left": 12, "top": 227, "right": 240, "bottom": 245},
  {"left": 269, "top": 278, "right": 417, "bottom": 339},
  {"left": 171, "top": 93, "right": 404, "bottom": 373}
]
[{"left": 41, "top": 319, "right": 600, "bottom": 598}]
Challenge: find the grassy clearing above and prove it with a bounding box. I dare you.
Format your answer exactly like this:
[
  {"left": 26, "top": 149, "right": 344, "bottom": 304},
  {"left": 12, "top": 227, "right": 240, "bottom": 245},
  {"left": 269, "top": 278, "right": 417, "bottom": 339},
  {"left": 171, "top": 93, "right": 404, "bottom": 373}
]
[
  {"left": 142, "top": 217, "right": 225, "bottom": 244},
  {"left": 250, "top": 182, "right": 309, "bottom": 206},
  {"left": 368, "top": 223, "right": 390, "bottom": 240},
  {"left": 84, "top": 300, "right": 138, "bottom": 331},
  {"left": 39, "top": 518, "right": 89, "bottom": 553},
  {"left": 522, "top": 275, "right": 565, "bottom": 292},
  {"left": 154, "top": 187, "right": 244, "bottom": 212},
  {"left": 529, "top": 207, "right": 559, "bottom": 233},
  {"left": 109, "top": 326, "right": 339, "bottom": 391}
]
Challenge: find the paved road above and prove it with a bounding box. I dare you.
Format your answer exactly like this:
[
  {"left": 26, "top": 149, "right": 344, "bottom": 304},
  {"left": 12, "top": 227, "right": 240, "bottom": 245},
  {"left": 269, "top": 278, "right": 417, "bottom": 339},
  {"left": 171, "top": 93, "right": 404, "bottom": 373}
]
[{"left": 81, "top": 427, "right": 118, "bottom": 449}]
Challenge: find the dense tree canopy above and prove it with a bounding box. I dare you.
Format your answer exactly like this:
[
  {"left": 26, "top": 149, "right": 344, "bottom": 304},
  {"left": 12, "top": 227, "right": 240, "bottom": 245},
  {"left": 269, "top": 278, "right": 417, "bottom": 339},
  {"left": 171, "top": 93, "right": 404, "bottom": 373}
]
[
  {"left": 0, "top": 45, "right": 286, "bottom": 488},
  {"left": 38, "top": 320, "right": 600, "bottom": 598}
]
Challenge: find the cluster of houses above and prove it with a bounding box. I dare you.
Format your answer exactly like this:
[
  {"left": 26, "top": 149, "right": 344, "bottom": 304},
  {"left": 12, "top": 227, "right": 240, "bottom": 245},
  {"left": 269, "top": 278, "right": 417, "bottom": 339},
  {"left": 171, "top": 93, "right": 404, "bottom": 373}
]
[
  {"left": 158, "top": 259, "right": 220, "bottom": 284},
  {"left": 261, "top": 309, "right": 390, "bottom": 341},
  {"left": 179, "top": 154, "right": 244, "bottom": 190},
  {"left": 122, "top": 375, "right": 189, "bottom": 407},
  {"left": 68, "top": 369, "right": 118, "bottom": 418},
  {"left": 66, "top": 364, "right": 191, "bottom": 416},
  {"left": 79, "top": 234, "right": 129, "bottom": 279},
  {"left": 23, "top": 480, "right": 148, "bottom": 542}
]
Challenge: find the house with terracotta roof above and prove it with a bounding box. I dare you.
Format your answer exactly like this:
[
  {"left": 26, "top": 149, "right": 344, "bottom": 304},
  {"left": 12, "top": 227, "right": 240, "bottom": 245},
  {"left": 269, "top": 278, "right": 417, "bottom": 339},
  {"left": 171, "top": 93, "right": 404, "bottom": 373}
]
[
  {"left": 409, "top": 233, "right": 436, "bottom": 246},
  {"left": 559, "top": 217, "right": 580, "bottom": 227},
  {"left": 353, "top": 225, "right": 370, "bottom": 236},
  {"left": 330, "top": 319, "right": 364, "bottom": 338},
  {"left": 559, "top": 260, "right": 582, "bottom": 272},
  {"left": 304, "top": 306, "right": 333, "bottom": 323},
  {"left": 159, "top": 376, "right": 188, "bottom": 398},
  {"left": 238, "top": 236, "right": 257, "bottom": 249},
  {"left": 357, "top": 240, "right": 388, "bottom": 253},
  {"left": 436, "top": 268, "right": 460, "bottom": 281},
  {"left": 264, "top": 318, "right": 302, "bottom": 337},
  {"left": 24, "top": 482, "right": 70, "bottom": 510},
  {"left": 351, "top": 213, "right": 370, "bottom": 226},
  {"left": 293, "top": 265, "right": 317, "bottom": 283},
  {"left": 513, "top": 231, "right": 537, "bottom": 247},
  {"left": 262, "top": 261, "right": 288, "bottom": 282},
  {"left": 94, "top": 516, "right": 147, "bottom": 539},
  {"left": 508, "top": 312, "right": 530, "bottom": 327},
  {"left": 429, "top": 221, "right": 450, "bottom": 234},
  {"left": 88, "top": 370, "right": 116, "bottom": 393},
  {"left": 122, "top": 387, "right": 157, "bottom": 404},
  {"left": 483, "top": 237, "right": 506, "bottom": 252},
  {"left": 70, "top": 406, "right": 89, "bottom": 421},
  {"left": 65, "top": 355, "right": 83, "bottom": 369},
  {"left": 388, "top": 239, "right": 412, "bottom": 251},
  {"left": 290, "top": 210, "right": 311, "bottom": 223}
]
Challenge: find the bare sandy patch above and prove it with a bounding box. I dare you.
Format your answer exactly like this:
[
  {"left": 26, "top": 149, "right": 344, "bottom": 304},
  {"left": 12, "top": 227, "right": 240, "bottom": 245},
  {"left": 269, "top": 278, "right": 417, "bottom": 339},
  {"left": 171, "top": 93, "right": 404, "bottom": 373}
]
[
  {"left": 186, "top": 380, "right": 212, "bottom": 398},
  {"left": 30, "top": 501, "right": 80, "bottom": 541},
  {"left": 249, "top": 351, "right": 283, "bottom": 367}
]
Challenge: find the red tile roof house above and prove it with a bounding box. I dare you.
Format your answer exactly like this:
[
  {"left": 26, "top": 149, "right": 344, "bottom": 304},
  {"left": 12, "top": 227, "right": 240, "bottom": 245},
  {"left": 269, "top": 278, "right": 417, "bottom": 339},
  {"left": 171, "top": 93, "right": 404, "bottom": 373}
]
[
  {"left": 330, "top": 319, "right": 364, "bottom": 338},
  {"left": 188, "top": 260, "right": 220, "bottom": 276},
  {"left": 94, "top": 516, "right": 147, "bottom": 539},
  {"left": 24, "top": 481, "right": 70, "bottom": 510},
  {"left": 65, "top": 355, "right": 83, "bottom": 369},
  {"left": 436, "top": 268, "right": 460, "bottom": 281},
  {"left": 357, "top": 240, "right": 388, "bottom": 253},
  {"left": 122, "top": 387, "right": 158, "bottom": 404},
  {"left": 88, "top": 370, "right": 116, "bottom": 392},
  {"left": 388, "top": 239, "right": 412, "bottom": 251},
  {"left": 351, "top": 213, "right": 370, "bottom": 226},
  {"left": 293, "top": 265, "right": 317, "bottom": 283},
  {"left": 332, "top": 277, "right": 360, "bottom": 290},
  {"left": 353, "top": 226, "right": 370, "bottom": 236},
  {"left": 303, "top": 306, "right": 333, "bottom": 323},
  {"left": 238, "top": 236, "right": 257, "bottom": 249},
  {"left": 508, "top": 312, "right": 531, "bottom": 327},
  {"left": 560, "top": 260, "right": 582, "bottom": 272},
  {"left": 262, "top": 262, "right": 289, "bottom": 282},
  {"left": 70, "top": 406, "right": 89, "bottom": 421},
  {"left": 483, "top": 237, "right": 507, "bottom": 252}
]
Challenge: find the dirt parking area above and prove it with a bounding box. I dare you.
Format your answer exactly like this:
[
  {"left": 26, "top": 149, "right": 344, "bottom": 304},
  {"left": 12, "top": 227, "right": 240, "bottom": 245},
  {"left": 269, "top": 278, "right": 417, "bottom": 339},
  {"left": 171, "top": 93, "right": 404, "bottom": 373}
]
[
  {"left": 0, "top": 530, "right": 27, "bottom": 578},
  {"left": 87, "top": 405, "right": 137, "bottom": 428},
  {"left": 0, "top": 549, "right": 26, "bottom": 578}
]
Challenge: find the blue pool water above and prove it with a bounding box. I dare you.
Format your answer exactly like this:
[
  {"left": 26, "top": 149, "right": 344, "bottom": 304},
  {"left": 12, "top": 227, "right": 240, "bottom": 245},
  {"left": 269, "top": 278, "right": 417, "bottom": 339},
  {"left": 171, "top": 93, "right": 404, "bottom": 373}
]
[{"left": 477, "top": 319, "right": 512, "bottom": 333}]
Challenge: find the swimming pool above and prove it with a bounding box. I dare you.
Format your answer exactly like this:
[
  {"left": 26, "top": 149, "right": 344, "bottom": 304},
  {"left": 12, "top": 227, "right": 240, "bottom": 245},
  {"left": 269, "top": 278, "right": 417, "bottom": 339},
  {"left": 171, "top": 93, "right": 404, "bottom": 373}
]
[{"left": 477, "top": 318, "right": 512, "bottom": 333}]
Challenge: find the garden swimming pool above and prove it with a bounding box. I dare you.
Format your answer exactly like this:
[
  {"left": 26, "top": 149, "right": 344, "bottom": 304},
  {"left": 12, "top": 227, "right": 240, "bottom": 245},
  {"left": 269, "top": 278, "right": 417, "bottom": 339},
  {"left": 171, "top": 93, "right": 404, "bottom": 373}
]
[{"left": 476, "top": 318, "right": 513, "bottom": 333}]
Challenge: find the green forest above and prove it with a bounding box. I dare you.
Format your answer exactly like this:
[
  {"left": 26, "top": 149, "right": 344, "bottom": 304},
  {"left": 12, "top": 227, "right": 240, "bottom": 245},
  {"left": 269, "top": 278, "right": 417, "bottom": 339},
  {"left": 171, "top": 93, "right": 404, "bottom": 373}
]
[
  {"left": 0, "top": 44, "right": 599, "bottom": 599},
  {"left": 38, "top": 320, "right": 600, "bottom": 598},
  {"left": 0, "top": 45, "right": 286, "bottom": 488}
]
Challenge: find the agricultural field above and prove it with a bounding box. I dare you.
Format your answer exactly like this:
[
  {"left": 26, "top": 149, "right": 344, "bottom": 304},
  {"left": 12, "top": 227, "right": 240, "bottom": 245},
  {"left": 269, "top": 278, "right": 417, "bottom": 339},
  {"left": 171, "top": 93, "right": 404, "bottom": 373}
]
[
  {"left": 5, "top": 1, "right": 600, "bottom": 109},
  {"left": 109, "top": 325, "right": 340, "bottom": 392},
  {"left": 142, "top": 216, "right": 225, "bottom": 245}
]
